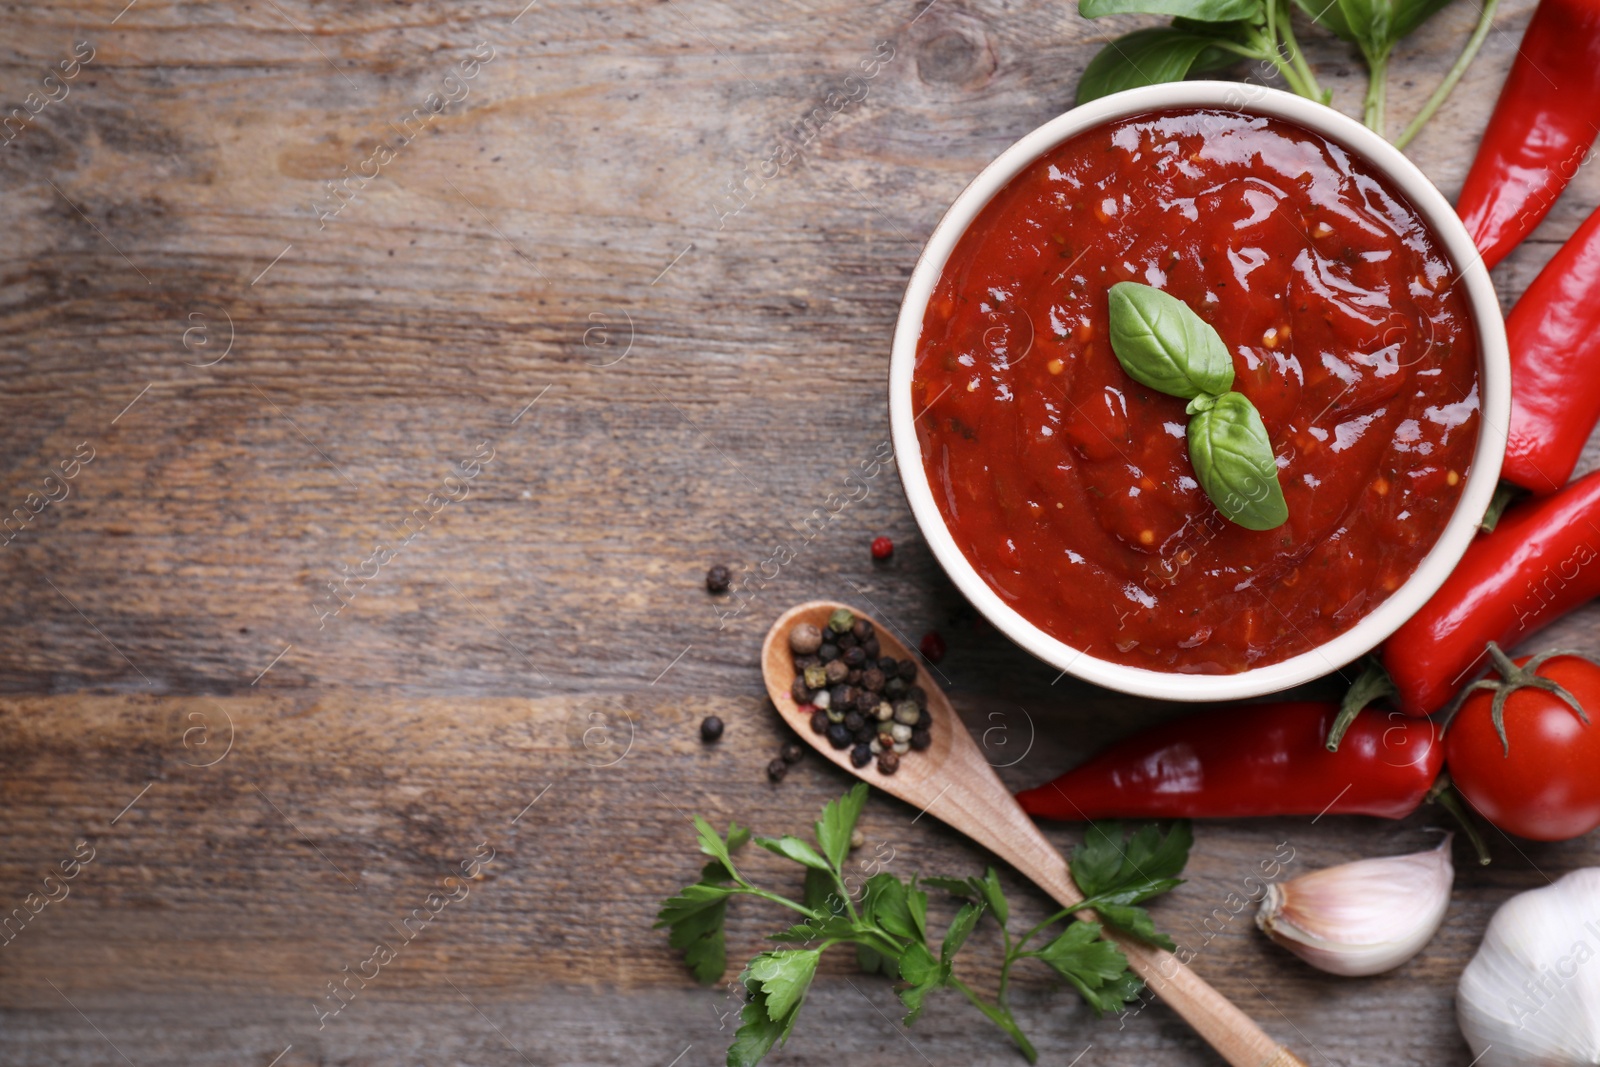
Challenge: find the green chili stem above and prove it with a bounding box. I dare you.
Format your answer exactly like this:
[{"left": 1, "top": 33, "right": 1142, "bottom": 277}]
[{"left": 1395, "top": 0, "right": 1501, "bottom": 150}]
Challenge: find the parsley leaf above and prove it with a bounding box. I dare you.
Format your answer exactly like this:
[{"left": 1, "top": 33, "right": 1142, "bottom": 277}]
[
  {"left": 1070, "top": 821, "right": 1192, "bottom": 949},
  {"left": 814, "top": 782, "right": 869, "bottom": 871},
  {"left": 655, "top": 881, "right": 735, "bottom": 984},
  {"left": 1034, "top": 921, "right": 1143, "bottom": 1013},
  {"left": 755, "top": 835, "right": 832, "bottom": 871}
]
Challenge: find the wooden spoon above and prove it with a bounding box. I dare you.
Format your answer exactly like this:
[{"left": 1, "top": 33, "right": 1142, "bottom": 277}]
[{"left": 763, "top": 600, "right": 1306, "bottom": 1067}]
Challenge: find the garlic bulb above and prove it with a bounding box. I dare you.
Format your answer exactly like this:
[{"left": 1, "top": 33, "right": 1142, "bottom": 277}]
[
  {"left": 1458, "top": 868, "right": 1600, "bottom": 1066},
  {"left": 1256, "top": 836, "right": 1453, "bottom": 976}
]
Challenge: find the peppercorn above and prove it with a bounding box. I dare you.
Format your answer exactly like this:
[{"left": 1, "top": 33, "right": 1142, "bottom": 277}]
[
  {"left": 827, "top": 608, "right": 855, "bottom": 634},
  {"left": 810, "top": 709, "right": 830, "bottom": 734},
  {"left": 916, "top": 708, "right": 932, "bottom": 730},
  {"left": 871, "top": 536, "right": 894, "bottom": 561},
  {"left": 843, "top": 711, "right": 865, "bottom": 734},
  {"left": 884, "top": 677, "right": 907, "bottom": 699},
  {"left": 877, "top": 656, "right": 897, "bottom": 675},
  {"left": 794, "top": 654, "right": 821, "bottom": 671},
  {"left": 706, "top": 564, "right": 732, "bottom": 594},
  {"left": 853, "top": 724, "right": 876, "bottom": 743},
  {"left": 826, "top": 723, "right": 852, "bottom": 750},
  {"left": 874, "top": 701, "right": 894, "bottom": 722},
  {"left": 862, "top": 668, "right": 885, "bottom": 693},
  {"left": 804, "top": 665, "right": 828, "bottom": 690},
  {"left": 910, "top": 728, "right": 932, "bottom": 750},
  {"left": 789, "top": 622, "right": 823, "bottom": 655},
  {"left": 700, "top": 716, "right": 725, "bottom": 743},
  {"left": 891, "top": 722, "right": 913, "bottom": 744},
  {"left": 830, "top": 684, "right": 857, "bottom": 708},
  {"left": 818, "top": 643, "right": 839, "bottom": 663},
  {"left": 876, "top": 730, "right": 896, "bottom": 749},
  {"left": 791, "top": 678, "right": 813, "bottom": 704},
  {"left": 842, "top": 646, "right": 866, "bottom": 668},
  {"left": 824, "top": 660, "right": 849, "bottom": 685},
  {"left": 854, "top": 690, "right": 877, "bottom": 714},
  {"left": 893, "top": 740, "right": 910, "bottom": 755},
  {"left": 850, "top": 744, "right": 872, "bottom": 768},
  {"left": 897, "top": 659, "right": 918, "bottom": 681},
  {"left": 781, "top": 741, "right": 804, "bottom": 764},
  {"left": 814, "top": 690, "right": 833, "bottom": 711},
  {"left": 877, "top": 750, "right": 900, "bottom": 775},
  {"left": 849, "top": 829, "right": 866, "bottom": 849},
  {"left": 767, "top": 757, "right": 788, "bottom": 782},
  {"left": 847, "top": 669, "right": 863, "bottom": 687},
  {"left": 893, "top": 701, "right": 920, "bottom": 725},
  {"left": 852, "top": 618, "right": 875, "bottom": 642},
  {"left": 919, "top": 631, "right": 946, "bottom": 664},
  {"left": 836, "top": 632, "right": 858, "bottom": 651},
  {"left": 863, "top": 637, "right": 880, "bottom": 659}
]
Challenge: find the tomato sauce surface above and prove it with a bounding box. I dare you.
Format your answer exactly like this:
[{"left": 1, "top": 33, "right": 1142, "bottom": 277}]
[{"left": 913, "top": 109, "right": 1481, "bottom": 673}]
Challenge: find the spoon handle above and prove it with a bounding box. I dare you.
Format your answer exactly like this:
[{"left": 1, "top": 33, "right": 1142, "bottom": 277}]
[{"left": 990, "top": 819, "right": 1307, "bottom": 1067}]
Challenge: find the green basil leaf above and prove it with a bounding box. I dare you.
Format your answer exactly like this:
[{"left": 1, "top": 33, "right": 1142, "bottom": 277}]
[
  {"left": 1107, "top": 282, "right": 1235, "bottom": 400},
  {"left": 1186, "top": 392, "right": 1288, "bottom": 531},
  {"left": 1081, "top": 0, "right": 1261, "bottom": 22},
  {"left": 1077, "top": 28, "right": 1242, "bottom": 104},
  {"left": 1292, "top": 0, "right": 1355, "bottom": 40},
  {"left": 1389, "top": 0, "right": 1453, "bottom": 42}
]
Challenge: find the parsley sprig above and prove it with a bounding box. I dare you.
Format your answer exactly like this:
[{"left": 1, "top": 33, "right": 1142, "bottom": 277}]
[{"left": 657, "top": 784, "right": 1193, "bottom": 1066}]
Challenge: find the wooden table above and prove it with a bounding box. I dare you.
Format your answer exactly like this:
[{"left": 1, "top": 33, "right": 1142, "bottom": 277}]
[{"left": 4, "top": 1, "right": 1598, "bottom": 1064}]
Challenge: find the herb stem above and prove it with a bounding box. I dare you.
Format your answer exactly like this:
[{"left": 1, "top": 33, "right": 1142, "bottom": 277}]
[
  {"left": 949, "top": 977, "right": 1038, "bottom": 1064},
  {"left": 1394, "top": 0, "right": 1500, "bottom": 150},
  {"left": 1363, "top": 48, "right": 1389, "bottom": 136},
  {"left": 741, "top": 886, "right": 825, "bottom": 919},
  {"left": 1276, "top": 0, "right": 1326, "bottom": 103}
]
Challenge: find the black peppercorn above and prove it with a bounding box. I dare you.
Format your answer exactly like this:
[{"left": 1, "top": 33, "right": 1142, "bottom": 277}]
[
  {"left": 767, "top": 757, "right": 788, "bottom": 782},
  {"left": 853, "top": 724, "right": 876, "bottom": 744},
  {"left": 830, "top": 684, "right": 857, "bottom": 708},
  {"left": 847, "top": 669, "right": 863, "bottom": 687},
  {"left": 884, "top": 677, "right": 907, "bottom": 699},
  {"left": 916, "top": 708, "right": 932, "bottom": 730},
  {"left": 863, "top": 637, "right": 880, "bottom": 659},
  {"left": 824, "top": 660, "right": 849, "bottom": 685},
  {"left": 852, "top": 618, "right": 875, "bottom": 642},
  {"left": 781, "top": 741, "right": 804, "bottom": 764},
  {"left": 910, "top": 728, "right": 931, "bottom": 750},
  {"left": 877, "top": 750, "right": 901, "bottom": 775},
  {"left": 854, "top": 690, "right": 877, "bottom": 714},
  {"left": 850, "top": 743, "right": 873, "bottom": 768},
  {"left": 791, "top": 678, "right": 813, "bottom": 704},
  {"left": 819, "top": 643, "right": 839, "bottom": 663},
  {"left": 877, "top": 656, "right": 898, "bottom": 674},
  {"left": 842, "top": 646, "right": 866, "bottom": 668},
  {"left": 862, "top": 668, "right": 885, "bottom": 693},
  {"left": 705, "top": 564, "right": 732, "bottom": 594},
  {"left": 897, "top": 659, "right": 918, "bottom": 681},
  {"left": 810, "top": 709, "right": 830, "bottom": 734},
  {"left": 843, "top": 711, "right": 865, "bottom": 734},
  {"left": 794, "top": 654, "right": 821, "bottom": 671},
  {"left": 700, "top": 716, "right": 724, "bottom": 743},
  {"left": 836, "top": 632, "right": 858, "bottom": 651},
  {"left": 826, "top": 722, "right": 852, "bottom": 750},
  {"left": 907, "top": 685, "right": 926, "bottom": 707}
]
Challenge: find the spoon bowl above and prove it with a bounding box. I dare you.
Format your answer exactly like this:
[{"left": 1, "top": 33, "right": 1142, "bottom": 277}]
[{"left": 762, "top": 600, "right": 1306, "bottom": 1067}]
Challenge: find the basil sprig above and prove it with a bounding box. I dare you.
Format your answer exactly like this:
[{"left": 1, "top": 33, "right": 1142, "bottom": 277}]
[{"left": 1106, "top": 282, "right": 1288, "bottom": 532}]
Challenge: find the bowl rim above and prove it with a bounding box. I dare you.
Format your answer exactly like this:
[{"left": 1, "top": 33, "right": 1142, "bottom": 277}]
[{"left": 888, "top": 81, "right": 1510, "bottom": 702}]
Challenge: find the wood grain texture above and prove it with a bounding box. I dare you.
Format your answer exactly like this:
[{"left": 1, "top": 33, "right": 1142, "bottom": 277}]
[{"left": 3, "top": 0, "right": 1600, "bottom": 1065}]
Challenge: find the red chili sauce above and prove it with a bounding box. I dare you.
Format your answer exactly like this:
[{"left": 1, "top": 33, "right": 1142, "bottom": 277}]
[{"left": 913, "top": 109, "right": 1480, "bottom": 673}]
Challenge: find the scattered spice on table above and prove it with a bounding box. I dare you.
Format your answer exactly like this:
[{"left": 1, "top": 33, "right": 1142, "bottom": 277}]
[
  {"left": 789, "top": 608, "right": 932, "bottom": 776},
  {"left": 871, "top": 535, "right": 894, "bottom": 560},
  {"left": 705, "top": 563, "right": 731, "bottom": 594},
  {"left": 699, "top": 715, "right": 724, "bottom": 743},
  {"left": 920, "top": 631, "right": 946, "bottom": 664},
  {"left": 766, "top": 757, "right": 788, "bottom": 783}
]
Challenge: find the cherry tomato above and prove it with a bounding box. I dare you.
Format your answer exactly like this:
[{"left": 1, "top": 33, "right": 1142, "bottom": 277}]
[{"left": 1446, "top": 647, "right": 1600, "bottom": 841}]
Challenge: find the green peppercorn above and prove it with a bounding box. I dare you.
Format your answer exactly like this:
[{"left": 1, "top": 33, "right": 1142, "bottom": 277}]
[
  {"left": 827, "top": 608, "right": 855, "bottom": 634},
  {"left": 803, "top": 665, "right": 828, "bottom": 690},
  {"left": 893, "top": 701, "right": 919, "bottom": 725}
]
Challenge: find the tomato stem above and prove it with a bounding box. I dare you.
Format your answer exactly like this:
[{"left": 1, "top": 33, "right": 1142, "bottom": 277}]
[
  {"left": 1427, "top": 774, "right": 1492, "bottom": 866},
  {"left": 1460, "top": 643, "right": 1597, "bottom": 756},
  {"left": 1326, "top": 657, "right": 1397, "bottom": 751}
]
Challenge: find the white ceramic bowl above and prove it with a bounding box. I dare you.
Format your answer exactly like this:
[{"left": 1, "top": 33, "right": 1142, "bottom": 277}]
[{"left": 889, "top": 81, "right": 1509, "bottom": 702}]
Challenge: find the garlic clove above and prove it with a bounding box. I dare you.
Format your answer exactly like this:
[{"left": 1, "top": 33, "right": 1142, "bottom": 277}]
[
  {"left": 1458, "top": 867, "right": 1600, "bottom": 1067},
  {"left": 1256, "top": 835, "right": 1453, "bottom": 977}
]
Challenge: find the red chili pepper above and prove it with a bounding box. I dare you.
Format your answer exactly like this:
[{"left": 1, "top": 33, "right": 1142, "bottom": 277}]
[
  {"left": 1380, "top": 470, "right": 1600, "bottom": 716},
  {"left": 1501, "top": 206, "right": 1600, "bottom": 493},
  {"left": 1455, "top": 0, "right": 1600, "bottom": 270},
  {"left": 1014, "top": 702, "right": 1442, "bottom": 821}
]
